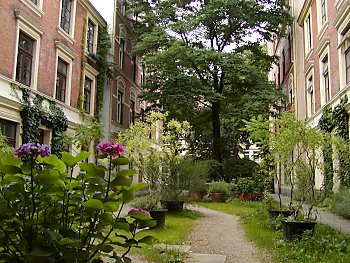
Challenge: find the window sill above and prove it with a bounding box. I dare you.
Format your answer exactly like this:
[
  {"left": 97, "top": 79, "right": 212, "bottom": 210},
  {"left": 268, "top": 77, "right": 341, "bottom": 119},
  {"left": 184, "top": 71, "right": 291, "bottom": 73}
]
[
  {"left": 57, "top": 27, "right": 75, "bottom": 45},
  {"left": 318, "top": 22, "right": 328, "bottom": 40},
  {"left": 20, "top": 0, "right": 44, "bottom": 17}
]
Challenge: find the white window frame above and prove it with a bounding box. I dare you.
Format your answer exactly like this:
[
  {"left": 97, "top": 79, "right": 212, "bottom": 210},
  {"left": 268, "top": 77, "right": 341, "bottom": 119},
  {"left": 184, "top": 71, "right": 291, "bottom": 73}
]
[
  {"left": 117, "top": 78, "right": 125, "bottom": 123},
  {"left": 304, "top": 13, "right": 313, "bottom": 57},
  {"left": 58, "top": 0, "right": 77, "bottom": 44},
  {"left": 129, "top": 88, "right": 136, "bottom": 124},
  {"left": 13, "top": 10, "right": 43, "bottom": 90},
  {"left": 288, "top": 77, "right": 294, "bottom": 105},
  {"left": 83, "top": 63, "right": 98, "bottom": 116},
  {"left": 54, "top": 43, "right": 74, "bottom": 105},
  {"left": 317, "top": 0, "right": 328, "bottom": 37},
  {"left": 20, "top": 0, "right": 44, "bottom": 17},
  {"left": 320, "top": 54, "right": 330, "bottom": 105},
  {"left": 85, "top": 15, "right": 99, "bottom": 55},
  {"left": 306, "top": 73, "right": 315, "bottom": 118}
]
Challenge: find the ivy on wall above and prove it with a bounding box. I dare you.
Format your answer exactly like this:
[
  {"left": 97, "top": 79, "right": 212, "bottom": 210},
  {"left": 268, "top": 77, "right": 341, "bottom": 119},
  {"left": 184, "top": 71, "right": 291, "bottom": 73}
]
[
  {"left": 12, "top": 85, "right": 68, "bottom": 155},
  {"left": 319, "top": 95, "right": 350, "bottom": 190}
]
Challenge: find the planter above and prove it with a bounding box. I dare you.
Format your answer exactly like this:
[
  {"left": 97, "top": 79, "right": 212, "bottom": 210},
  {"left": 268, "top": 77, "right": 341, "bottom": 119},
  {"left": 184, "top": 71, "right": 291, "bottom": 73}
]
[
  {"left": 191, "top": 190, "right": 204, "bottom": 201},
  {"left": 268, "top": 209, "right": 295, "bottom": 218},
  {"left": 238, "top": 192, "right": 251, "bottom": 201},
  {"left": 253, "top": 192, "right": 264, "bottom": 201},
  {"left": 281, "top": 220, "right": 317, "bottom": 241},
  {"left": 211, "top": 192, "right": 224, "bottom": 203},
  {"left": 163, "top": 200, "right": 184, "bottom": 213},
  {"left": 150, "top": 209, "right": 167, "bottom": 228}
]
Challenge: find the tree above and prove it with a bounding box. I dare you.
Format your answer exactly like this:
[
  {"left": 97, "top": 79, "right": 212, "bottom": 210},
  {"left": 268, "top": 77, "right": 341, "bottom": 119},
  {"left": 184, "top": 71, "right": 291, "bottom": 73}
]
[{"left": 129, "top": 0, "right": 292, "bottom": 178}]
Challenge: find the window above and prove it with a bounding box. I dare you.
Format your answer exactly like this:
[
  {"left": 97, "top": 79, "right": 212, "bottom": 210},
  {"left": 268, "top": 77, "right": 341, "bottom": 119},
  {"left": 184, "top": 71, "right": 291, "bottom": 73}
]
[
  {"left": 0, "top": 119, "right": 17, "bottom": 147},
  {"left": 16, "top": 32, "right": 34, "bottom": 86},
  {"left": 121, "top": 0, "right": 126, "bottom": 15},
  {"left": 84, "top": 77, "right": 92, "bottom": 113},
  {"left": 288, "top": 34, "right": 292, "bottom": 64},
  {"left": 282, "top": 49, "right": 286, "bottom": 76},
  {"left": 305, "top": 14, "right": 312, "bottom": 53},
  {"left": 288, "top": 80, "right": 293, "bottom": 105},
  {"left": 30, "top": 0, "right": 38, "bottom": 4},
  {"left": 307, "top": 76, "right": 314, "bottom": 117},
  {"left": 117, "top": 91, "right": 123, "bottom": 123},
  {"left": 323, "top": 56, "right": 330, "bottom": 102},
  {"left": 56, "top": 58, "right": 68, "bottom": 102},
  {"left": 87, "top": 20, "right": 95, "bottom": 54},
  {"left": 119, "top": 39, "right": 125, "bottom": 68},
  {"left": 130, "top": 100, "right": 135, "bottom": 124},
  {"left": 60, "top": 0, "right": 72, "bottom": 34},
  {"left": 346, "top": 48, "right": 350, "bottom": 84},
  {"left": 131, "top": 56, "right": 137, "bottom": 81},
  {"left": 321, "top": 0, "right": 327, "bottom": 26}
]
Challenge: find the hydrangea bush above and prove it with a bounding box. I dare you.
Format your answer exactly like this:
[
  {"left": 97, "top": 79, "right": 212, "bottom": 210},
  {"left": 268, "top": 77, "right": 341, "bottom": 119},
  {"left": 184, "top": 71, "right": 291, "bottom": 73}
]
[{"left": 0, "top": 142, "right": 156, "bottom": 262}]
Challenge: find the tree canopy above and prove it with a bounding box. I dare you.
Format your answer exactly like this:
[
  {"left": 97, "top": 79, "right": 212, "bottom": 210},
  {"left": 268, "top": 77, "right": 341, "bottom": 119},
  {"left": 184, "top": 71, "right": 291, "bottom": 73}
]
[{"left": 129, "top": 0, "right": 292, "bottom": 179}]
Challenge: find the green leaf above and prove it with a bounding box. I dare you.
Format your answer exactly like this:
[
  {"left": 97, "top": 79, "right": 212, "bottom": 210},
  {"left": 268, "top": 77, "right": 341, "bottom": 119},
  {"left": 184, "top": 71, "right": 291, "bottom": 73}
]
[
  {"left": 116, "top": 169, "right": 137, "bottom": 177},
  {"left": 95, "top": 244, "right": 114, "bottom": 253},
  {"left": 30, "top": 246, "right": 55, "bottom": 257},
  {"left": 137, "top": 235, "right": 157, "bottom": 245},
  {"left": 1, "top": 174, "right": 25, "bottom": 185},
  {"left": 0, "top": 154, "right": 21, "bottom": 166},
  {"left": 98, "top": 154, "right": 108, "bottom": 159},
  {"left": 132, "top": 182, "right": 148, "bottom": 192},
  {"left": 112, "top": 222, "right": 130, "bottom": 232},
  {"left": 129, "top": 212, "right": 152, "bottom": 220},
  {"left": 39, "top": 155, "right": 66, "bottom": 173},
  {"left": 104, "top": 202, "right": 120, "bottom": 212},
  {"left": 61, "top": 152, "right": 77, "bottom": 168},
  {"left": 111, "top": 157, "right": 129, "bottom": 166},
  {"left": 45, "top": 230, "right": 63, "bottom": 246},
  {"left": 139, "top": 219, "right": 157, "bottom": 228},
  {"left": 111, "top": 176, "right": 132, "bottom": 187},
  {"left": 35, "top": 170, "right": 60, "bottom": 186},
  {"left": 79, "top": 162, "right": 106, "bottom": 177},
  {"left": 122, "top": 257, "right": 132, "bottom": 263},
  {"left": 65, "top": 181, "right": 82, "bottom": 190},
  {"left": 84, "top": 199, "right": 104, "bottom": 210},
  {"left": 121, "top": 190, "right": 134, "bottom": 203},
  {"left": 0, "top": 165, "right": 22, "bottom": 175},
  {"left": 58, "top": 238, "right": 80, "bottom": 246}
]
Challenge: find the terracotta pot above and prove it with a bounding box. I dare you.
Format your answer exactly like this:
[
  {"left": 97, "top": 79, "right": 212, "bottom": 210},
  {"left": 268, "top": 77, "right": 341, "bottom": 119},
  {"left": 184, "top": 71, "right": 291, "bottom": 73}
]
[
  {"left": 238, "top": 192, "right": 251, "bottom": 201},
  {"left": 191, "top": 190, "right": 204, "bottom": 201},
  {"left": 281, "top": 220, "right": 317, "bottom": 241},
  {"left": 211, "top": 192, "right": 224, "bottom": 202}
]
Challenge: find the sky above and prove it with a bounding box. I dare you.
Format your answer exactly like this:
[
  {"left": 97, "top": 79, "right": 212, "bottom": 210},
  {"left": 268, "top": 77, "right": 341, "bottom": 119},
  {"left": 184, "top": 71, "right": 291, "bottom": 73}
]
[{"left": 90, "top": 0, "right": 115, "bottom": 26}]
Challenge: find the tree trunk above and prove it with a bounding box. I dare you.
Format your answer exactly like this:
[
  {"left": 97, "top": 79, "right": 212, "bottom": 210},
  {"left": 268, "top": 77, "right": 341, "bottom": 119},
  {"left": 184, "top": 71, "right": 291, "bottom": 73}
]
[{"left": 212, "top": 101, "right": 223, "bottom": 179}]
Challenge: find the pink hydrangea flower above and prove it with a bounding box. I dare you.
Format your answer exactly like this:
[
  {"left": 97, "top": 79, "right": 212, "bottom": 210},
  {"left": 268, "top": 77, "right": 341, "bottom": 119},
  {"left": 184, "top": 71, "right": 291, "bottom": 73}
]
[
  {"left": 14, "top": 143, "right": 51, "bottom": 160},
  {"left": 129, "top": 208, "right": 151, "bottom": 216},
  {"left": 97, "top": 142, "right": 125, "bottom": 157}
]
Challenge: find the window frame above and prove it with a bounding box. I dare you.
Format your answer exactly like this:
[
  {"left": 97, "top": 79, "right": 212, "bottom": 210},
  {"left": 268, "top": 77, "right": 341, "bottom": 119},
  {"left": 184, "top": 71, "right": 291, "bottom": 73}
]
[
  {"left": 13, "top": 11, "right": 42, "bottom": 90},
  {"left": 119, "top": 39, "right": 125, "bottom": 68},
  {"left": 56, "top": 58, "right": 68, "bottom": 102},
  {"left": 58, "top": 0, "right": 77, "bottom": 43},
  {"left": 16, "top": 32, "right": 34, "bottom": 87},
  {"left": 130, "top": 100, "right": 135, "bottom": 124},
  {"left": 87, "top": 19, "right": 95, "bottom": 54},
  {"left": 82, "top": 63, "right": 98, "bottom": 115},
  {"left": 346, "top": 47, "right": 350, "bottom": 84},
  {"left": 20, "top": 0, "right": 44, "bottom": 16},
  {"left": 323, "top": 56, "right": 330, "bottom": 103},
  {"left": 83, "top": 77, "right": 92, "bottom": 113},
  {"left": 307, "top": 75, "right": 315, "bottom": 117},
  {"left": 304, "top": 13, "right": 313, "bottom": 55},
  {"left": 0, "top": 119, "right": 18, "bottom": 148},
  {"left": 117, "top": 91, "right": 123, "bottom": 123}
]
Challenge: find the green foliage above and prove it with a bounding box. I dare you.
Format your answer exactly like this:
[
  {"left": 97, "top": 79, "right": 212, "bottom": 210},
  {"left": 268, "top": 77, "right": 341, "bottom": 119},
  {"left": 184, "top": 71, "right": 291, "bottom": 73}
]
[
  {"left": 331, "top": 187, "right": 350, "bottom": 219},
  {"left": 0, "top": 149, "right": 155, "bottom": 262},
  {"left": 200, "top": 201, "right": 350, "bottom": 263},
  {"left": 12, "top": 86, "right": 68, "bottom": 155},
  {"left": 208, "top": 180, "right": 231, "bottom": 195},
  {"left": 0, "top": 131, "right": 14, "bottom": 157},
  {"left": 223, "top": 157, "right": 259, "bottom": 182},
  {"left": 235, "top": 177, "right": 254, "bottom": 195},
  {"left": 129, "top": 0, "right": 292, "bottom": 178}
]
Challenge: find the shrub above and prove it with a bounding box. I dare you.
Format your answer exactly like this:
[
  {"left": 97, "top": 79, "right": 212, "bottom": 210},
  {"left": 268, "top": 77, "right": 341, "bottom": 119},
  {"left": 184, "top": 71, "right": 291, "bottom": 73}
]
[
  {"left": 331, "top": 187, "right": 350, "bottom": 219},
  {"left": 222, "top": 157, "right": 259, "bottom": 182},
  {"left": 0, "top": 142, "right": 156, "bottom": 262},
  {"left": 208, "top": 180, "right": 231, "bottom": 195}
]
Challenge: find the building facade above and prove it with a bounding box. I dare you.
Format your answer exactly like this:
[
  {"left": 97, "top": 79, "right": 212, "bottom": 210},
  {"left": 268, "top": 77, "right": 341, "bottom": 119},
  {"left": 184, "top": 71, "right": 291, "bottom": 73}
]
[
  {"left": 0, "top": 0, "right": 107, "bottom": 153},
  {"left": 270, "top": 0, "right": 350, "bottom": 192},
  {"left": 102, "top": 0, "right": 144, "bottom": 141}
]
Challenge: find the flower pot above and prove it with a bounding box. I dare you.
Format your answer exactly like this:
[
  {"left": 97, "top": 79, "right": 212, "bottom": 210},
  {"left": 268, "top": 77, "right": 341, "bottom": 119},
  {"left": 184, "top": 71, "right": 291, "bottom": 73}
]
[
  {"left": 191, "top": 190, "right": 204, "bottom": 201},
  {"left": 238, "top": 192, "right": 251, "bottom": 201},
  {"left": 163, "top": 201, "right": 184, "bottom": 213},
  {"left": 268, "top": 209, "right": 295, "bottom": 218},
  {"left": 211, "top": 192, "right": 224, "bottom": 203},
  {"left": 281, "top": 220, "right": 317, "bottom": 241},
  {"left": 150, "top": 209, "right": 167, "bottom": 228}
]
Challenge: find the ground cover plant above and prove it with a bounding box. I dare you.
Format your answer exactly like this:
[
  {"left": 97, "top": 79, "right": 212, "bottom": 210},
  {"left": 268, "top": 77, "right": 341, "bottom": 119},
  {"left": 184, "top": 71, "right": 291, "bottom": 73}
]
[
  {"left": 199, "top": 201, "right": 350, "bottom": 263},
  {"left": 129, "top": 210, "right": 201, "bottom": 263},
  {"left": 0, "top": 142, "right": 156, "bottom": 262}
]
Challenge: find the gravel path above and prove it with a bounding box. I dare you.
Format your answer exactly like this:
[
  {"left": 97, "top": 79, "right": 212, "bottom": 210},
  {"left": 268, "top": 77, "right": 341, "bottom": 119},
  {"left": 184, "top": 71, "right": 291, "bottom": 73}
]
[{"left": 186, "top": 204, "right": 271, "bottom": 263}]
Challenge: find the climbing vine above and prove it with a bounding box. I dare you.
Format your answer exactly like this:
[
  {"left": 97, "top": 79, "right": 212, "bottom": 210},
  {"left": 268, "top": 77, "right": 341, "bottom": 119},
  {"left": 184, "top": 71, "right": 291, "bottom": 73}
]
[
  {"left": 12, "top": 84, "right": 68, "bottom": 155},
  {"left": 319, "top": 95, "right": 350, "bottom": 190}
]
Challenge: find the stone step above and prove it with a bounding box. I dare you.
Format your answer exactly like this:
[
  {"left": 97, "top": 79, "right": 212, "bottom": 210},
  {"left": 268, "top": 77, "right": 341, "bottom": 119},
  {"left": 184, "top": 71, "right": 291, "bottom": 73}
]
[
  {"left": 154, "top": 243, "right": 192, "bottom": 253},
  {"left": 185, "top": 253, "right": 226, "bottom": 263}
]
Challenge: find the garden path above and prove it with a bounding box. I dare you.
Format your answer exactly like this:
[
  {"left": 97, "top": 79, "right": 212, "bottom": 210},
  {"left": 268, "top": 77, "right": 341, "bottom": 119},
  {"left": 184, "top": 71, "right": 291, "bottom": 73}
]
[{"left": 185, "top": 204, "right": 271, "bottom": 263}]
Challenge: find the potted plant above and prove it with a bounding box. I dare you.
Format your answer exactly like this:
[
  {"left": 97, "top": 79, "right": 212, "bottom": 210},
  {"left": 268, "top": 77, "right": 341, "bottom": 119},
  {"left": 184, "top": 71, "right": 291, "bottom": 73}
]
[
  {"left": 236, "top": 177, "right": 254, "bottom": 201},
  {"left": 272, "top": 113, "right": 323, "bottom": 240},
  {"left": 208, "top": 180, "right": 231, "bottom": 202}
]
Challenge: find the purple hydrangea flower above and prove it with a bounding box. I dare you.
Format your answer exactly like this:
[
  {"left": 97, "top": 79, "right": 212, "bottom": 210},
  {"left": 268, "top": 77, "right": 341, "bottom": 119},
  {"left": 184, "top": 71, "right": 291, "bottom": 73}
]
[
  {"left": 14, "top": 143, "right": 51, "bottom": 160},
  {"left": 97, "top": 142, "right": 125, "bottom": 157},
  {"left": 129, "top": 208, "right": 151, "bottom": 216}
]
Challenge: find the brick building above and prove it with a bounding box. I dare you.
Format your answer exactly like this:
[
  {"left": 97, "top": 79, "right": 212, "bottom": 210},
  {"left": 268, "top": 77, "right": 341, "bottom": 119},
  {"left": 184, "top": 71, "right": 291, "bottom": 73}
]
[
  {"left": 0, "top": 0, "right": 108, "bottom": 152},
  {"left": 269, "top": 0, "right": 350, "bottom": 192},
  {"left": 102, "top": 0, "right": 144, "bottom": 141}
]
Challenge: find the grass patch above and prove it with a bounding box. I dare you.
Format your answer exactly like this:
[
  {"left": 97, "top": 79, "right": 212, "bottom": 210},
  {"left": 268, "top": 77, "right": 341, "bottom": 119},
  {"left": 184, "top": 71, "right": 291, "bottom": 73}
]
[
  {"left": 198, "top": 200, "right": 350, "bottom": 263},
  {"left": 131, "top": 209, "right": 201, "bottom": 262}
]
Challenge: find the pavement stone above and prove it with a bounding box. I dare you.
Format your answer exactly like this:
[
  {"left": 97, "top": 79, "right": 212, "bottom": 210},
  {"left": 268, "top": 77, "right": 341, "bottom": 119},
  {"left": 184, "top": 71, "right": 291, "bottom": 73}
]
[
  {"left": 154, "top": 243, "right": 192, "bottom": 253},
  {"left": 185, "top": 253, "right": 226, "bottom": 263},
  {"left": 270, "top": 193, "right": 350, "bottom": 235}
]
